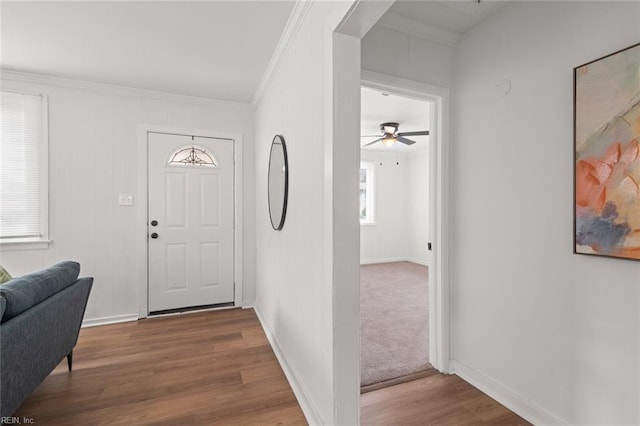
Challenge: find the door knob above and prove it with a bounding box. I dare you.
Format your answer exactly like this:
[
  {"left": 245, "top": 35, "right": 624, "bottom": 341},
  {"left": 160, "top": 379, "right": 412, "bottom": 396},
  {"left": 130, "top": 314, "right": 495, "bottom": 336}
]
[
  {"left": 150, "top": 233, "right": 159, "bottom": 239},
  {"left": 151, "top": 220, "right": 158, "bottom": 226}
]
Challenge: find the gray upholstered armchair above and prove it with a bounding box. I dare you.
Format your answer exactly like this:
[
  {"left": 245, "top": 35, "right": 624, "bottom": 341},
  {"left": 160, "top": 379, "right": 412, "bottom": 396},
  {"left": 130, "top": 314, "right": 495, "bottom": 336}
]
[{"left": 0, "top": 261, "right": 93, "bottom": 417}]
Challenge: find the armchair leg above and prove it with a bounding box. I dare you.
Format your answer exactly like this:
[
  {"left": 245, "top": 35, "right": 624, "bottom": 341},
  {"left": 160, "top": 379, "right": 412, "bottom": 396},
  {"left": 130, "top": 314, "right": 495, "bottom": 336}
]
[{"left": 67, "top": 351, "right": 73, "bottom": 372}]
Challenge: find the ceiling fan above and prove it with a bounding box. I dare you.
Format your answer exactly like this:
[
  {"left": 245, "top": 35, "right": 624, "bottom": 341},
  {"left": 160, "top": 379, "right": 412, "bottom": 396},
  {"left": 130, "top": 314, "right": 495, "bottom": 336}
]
[{"left": 362, "top": 122, "right": 429, "bottom": 147}]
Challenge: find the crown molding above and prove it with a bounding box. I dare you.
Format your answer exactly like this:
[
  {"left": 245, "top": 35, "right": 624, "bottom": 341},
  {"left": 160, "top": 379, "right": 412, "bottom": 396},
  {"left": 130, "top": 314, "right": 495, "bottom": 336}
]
[
  {"left": 0, "top": 69, "right": 253, "bottom": 111},
  {"left": 375, "top": 11, "right": 462, "bottom": 47},
  {"left": 251, "top": 0, "right": 313, "bottom": 108}
]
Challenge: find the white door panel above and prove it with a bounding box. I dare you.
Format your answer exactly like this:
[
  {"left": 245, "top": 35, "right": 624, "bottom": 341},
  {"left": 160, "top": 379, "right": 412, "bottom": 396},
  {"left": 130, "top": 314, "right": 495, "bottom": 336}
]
[{"left": 148, "top": 132, "right": 234, "bottom": 312}]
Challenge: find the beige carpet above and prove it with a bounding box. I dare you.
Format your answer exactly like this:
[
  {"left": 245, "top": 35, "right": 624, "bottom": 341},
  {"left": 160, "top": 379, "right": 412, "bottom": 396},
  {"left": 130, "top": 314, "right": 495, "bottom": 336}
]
[{"left": 360, "top": 261, "right": 430, "bottom": 387}]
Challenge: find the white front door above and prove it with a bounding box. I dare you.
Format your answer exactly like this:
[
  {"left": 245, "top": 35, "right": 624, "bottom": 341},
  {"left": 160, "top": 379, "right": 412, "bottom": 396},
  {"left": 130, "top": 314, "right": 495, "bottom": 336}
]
[{"left": 148, "top": 132, "right": 234, "bottom": 312}]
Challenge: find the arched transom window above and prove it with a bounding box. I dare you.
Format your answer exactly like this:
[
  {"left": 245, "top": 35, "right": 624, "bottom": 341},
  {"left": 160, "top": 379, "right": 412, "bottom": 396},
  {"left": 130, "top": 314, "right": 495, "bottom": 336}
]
[{"left": 167, "top": 145, "right": 218, "bottom": 168}]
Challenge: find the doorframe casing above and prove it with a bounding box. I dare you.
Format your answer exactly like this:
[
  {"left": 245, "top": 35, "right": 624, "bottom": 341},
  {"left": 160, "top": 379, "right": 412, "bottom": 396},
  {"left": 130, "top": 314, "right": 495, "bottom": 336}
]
[
  {"left": 361, "top": 70, "right": 451, "bottom": 373},
  {"left": 136, "top": 124, "right": 244, "bottom": 318}
]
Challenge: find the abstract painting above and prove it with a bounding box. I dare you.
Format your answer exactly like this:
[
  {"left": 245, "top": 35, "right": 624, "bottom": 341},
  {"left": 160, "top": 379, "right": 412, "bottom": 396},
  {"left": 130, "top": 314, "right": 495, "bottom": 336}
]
[{"left": 575, "top": 43, "right": 640, "bottom": 259}]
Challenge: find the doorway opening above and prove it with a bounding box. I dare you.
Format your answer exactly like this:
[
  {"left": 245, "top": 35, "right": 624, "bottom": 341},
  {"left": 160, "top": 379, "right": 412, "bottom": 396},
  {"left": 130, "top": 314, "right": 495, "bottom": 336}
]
[
  {"left": 359, "top": 86, "right": 436, "bottom": 392},
  {"left": 359, "top": 71, "right": 451, "bottom": 378}
]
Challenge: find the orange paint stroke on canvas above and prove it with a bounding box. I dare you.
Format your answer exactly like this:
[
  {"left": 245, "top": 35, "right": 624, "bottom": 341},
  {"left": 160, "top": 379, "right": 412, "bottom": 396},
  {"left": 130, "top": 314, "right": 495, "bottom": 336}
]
[{"left": 576, "top": 139, "right": 640, "bottom": 211}]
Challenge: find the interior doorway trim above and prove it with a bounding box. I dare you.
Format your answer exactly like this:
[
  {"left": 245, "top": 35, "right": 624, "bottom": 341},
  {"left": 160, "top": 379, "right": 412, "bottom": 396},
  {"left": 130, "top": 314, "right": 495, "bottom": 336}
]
[
  {"left": 361, "top": 69, "right": 451, "bottom": 373},
  {"left": 136, "top": 124, "right": 244, "bottom": 318}
]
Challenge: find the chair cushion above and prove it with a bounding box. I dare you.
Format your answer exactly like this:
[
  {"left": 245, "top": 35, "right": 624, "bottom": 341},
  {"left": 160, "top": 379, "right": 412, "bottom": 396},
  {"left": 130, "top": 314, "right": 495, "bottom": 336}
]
[{"left": 0, "top": 261, "right": 81, "bottom": 323}]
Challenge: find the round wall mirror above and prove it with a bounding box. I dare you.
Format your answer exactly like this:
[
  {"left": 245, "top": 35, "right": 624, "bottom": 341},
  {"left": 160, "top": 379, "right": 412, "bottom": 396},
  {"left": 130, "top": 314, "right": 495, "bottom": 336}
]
[{"left": 268, "top": 135, "right": 288, "bottom": 230}]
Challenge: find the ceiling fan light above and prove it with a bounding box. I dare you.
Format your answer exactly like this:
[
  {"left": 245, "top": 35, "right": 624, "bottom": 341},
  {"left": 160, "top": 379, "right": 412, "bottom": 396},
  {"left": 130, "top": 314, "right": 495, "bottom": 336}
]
[{"left": 382, "top": 137, "right": 396, "bottom": 146}]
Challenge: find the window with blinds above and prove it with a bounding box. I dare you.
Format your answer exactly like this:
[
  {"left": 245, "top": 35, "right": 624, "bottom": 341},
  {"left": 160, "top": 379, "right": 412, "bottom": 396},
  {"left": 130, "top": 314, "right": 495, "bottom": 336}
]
[
  {"left": 360, "top": 161, "right": 375, "bottom": 225},
  {"left": 0, "top": 91, "right": 48, "bottom": 242}
]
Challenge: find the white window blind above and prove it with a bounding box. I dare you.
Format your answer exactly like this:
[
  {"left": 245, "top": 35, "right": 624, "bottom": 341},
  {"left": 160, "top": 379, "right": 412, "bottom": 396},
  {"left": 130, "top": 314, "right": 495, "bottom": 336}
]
[{"left": 0, "top": 91, "right": 45, "bottom": 240}]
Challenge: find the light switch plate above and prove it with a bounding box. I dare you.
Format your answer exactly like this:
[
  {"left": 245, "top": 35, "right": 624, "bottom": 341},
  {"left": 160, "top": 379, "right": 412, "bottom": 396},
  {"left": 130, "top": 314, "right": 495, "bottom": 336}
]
[{"left": 118, "top": 194, "right": 134, "bottom": 206}]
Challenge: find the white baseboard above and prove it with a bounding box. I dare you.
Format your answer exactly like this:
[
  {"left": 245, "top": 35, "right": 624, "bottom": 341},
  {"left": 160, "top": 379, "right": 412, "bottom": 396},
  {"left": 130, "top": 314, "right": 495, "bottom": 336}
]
[
  {"left": 361, "top": 257, "right": 429, "bottom": 266},
  {"left": 253, "top": 306, "right": 322, "bottom": 425},
  {"left": 407, "top": 257, "right": 429, "bottom": 266},
  {"left": 450, "top": 360, "right": 566, "bottom": 425},
  {"left": 360, "top": 257, "right": 407, "bottom": 265},
  {"left": 82, "top": 314, "right": 138, "bottom": 328}
]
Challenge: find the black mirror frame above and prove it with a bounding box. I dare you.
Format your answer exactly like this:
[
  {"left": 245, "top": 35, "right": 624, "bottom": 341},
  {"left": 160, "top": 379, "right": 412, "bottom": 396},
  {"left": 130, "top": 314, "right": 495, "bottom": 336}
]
[{"left": 268, "top": 134, "right": 289, "bottom": 231}]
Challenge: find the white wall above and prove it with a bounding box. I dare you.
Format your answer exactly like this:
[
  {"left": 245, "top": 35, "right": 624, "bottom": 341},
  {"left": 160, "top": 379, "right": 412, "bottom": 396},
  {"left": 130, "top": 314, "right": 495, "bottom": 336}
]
[
  {"left": 253, "top": 2, "right": 361, "bottom": 424},
  {"left": 407, "top": 147, "right": 429, "bottom": 264},
  {"left": 362, "top": 25, "right": 455, "bottom": 89},
  {"left": 254, "top": 7, "right": 332, "bottom": 418},
  {"left": 0, "top": 74, "right": 256, "bottom": 322},
  {"left": 360, "top": 151, "right": 408, "bottom": 263},
  {"left": 359, "top": 149, "right": 430, "bottom": 265},
  {"left": 452, "top": 2, "right": 640, "bottom": 424}
]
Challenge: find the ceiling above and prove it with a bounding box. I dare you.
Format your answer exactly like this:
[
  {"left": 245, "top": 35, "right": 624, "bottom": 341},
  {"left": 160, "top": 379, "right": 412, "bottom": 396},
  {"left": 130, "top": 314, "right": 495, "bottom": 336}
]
[
  {"left": 0, "top": 1, "right": 295, "bottom": 103},
  {"left": 390, "top": 0, "right": 505, "bottom": 34},
  {"left": 2, "top": 1, "right": 506, "bottom": 113},
  {"left": 361, "top": 88, "right": 430, "bottom": 153},
  {"left": 385, "top": 0, "right": 507, "bottom": 45}
]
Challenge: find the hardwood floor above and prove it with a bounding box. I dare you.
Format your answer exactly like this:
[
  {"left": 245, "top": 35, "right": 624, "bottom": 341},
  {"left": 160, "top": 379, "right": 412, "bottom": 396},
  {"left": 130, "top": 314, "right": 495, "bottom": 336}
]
[
  {"left": 14, "top": 307, "right": 529, "bottom": 425},
  {"left": 361, "top": 373, "right": 531, "bottom": 425},
  {"left": 14, "top": 308, "right": 306, "bottom": 425}
]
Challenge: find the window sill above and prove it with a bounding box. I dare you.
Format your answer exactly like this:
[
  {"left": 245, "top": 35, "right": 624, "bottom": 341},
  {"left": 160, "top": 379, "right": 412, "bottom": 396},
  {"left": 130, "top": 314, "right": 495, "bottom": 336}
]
[
  {"left": 360, "top": 222, "right": 376, "bottom": 228},
  {"left": 0, "top": 239, "right": 52, "bottom": 251}
]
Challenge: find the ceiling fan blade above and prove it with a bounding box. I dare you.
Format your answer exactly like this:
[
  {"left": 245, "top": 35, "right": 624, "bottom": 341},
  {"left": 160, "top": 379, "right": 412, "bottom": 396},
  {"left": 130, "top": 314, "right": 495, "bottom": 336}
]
[
  {"left": 397, "top": 130, "right": 430, "bottom": 137},
  {"left": 364, "top": 138, "right": 383, "bottom": 146},
  {"left": 397, "top": 136, "right": 416, "bottom": 145},
  {"left": 361, "top": 134, "right": 381, "bottom": 138}
]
